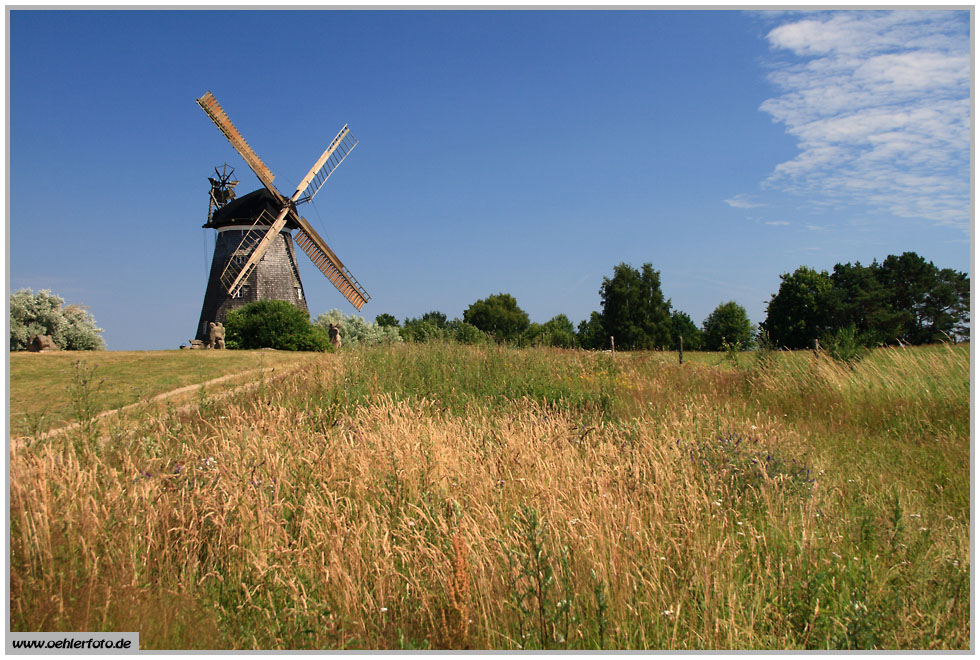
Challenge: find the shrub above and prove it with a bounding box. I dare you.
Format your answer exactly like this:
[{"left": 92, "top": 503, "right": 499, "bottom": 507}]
[
  {"left": 314, "top": 309, "right": 403, "bottom": 347},
  {"left": 446, "top": 319, "right": 488, "bottom": 345},
  {"left": 225, "top": 300, "right": 330, "bottom": 351},
  {"left": 10, "top": 288, "right": 105, "bottom": 351},
  {"left": 821, "top": 325, "right": 871, "bottom": 366}
]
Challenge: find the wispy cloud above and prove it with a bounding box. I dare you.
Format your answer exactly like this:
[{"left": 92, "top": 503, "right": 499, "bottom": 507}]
[
  {"left": 724, "top": 193, "right": 766, "bottom": 209},
  {"left": 759, "top": 11, "right": 970, "bottom": 230},
  {"left": 764, "top": 220, "right": 790, "bottom": 226}
]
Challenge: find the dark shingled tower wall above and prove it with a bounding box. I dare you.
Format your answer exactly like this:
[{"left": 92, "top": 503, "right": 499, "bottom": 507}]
[{"left": 195, "top": 227, "right": 309, "bottom": 342}]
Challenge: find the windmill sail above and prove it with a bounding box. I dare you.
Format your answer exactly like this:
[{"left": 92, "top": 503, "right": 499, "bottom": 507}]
[
  {"left": 294, "top": 217, "right": 370, "bottom": 310},
  {"left": 295, "top": 126, "right": 358, "bottom": 205},
  {"left": 197, "top": 92, "right": 283, "bottom": 202}
]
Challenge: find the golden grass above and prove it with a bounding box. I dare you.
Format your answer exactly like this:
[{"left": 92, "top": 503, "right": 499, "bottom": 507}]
[
  {"left": 9, "top": 343, "right": 970, "bottom": 649},
  {"left": 9, "top": 349, "right": 309, "bottom": 436}
]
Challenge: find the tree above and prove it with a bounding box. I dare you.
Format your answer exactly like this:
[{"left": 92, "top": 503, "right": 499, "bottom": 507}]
[
  {"left": 922, "top": 267, "right": 970, "bottom": 342},
  {"left": 225, "top": 300, "right": 329, "bottom": 351},
  {"left": 761, "top": 266, "right": 834, "bottom": 349},
  {"left": 598, "top": 263, "right": 672, "bottom": 350},
  {"left": 826, "top": 261, "right": 903, "bottom": 345},
  {"left": 10, "top": 288, "right": 105, "bottom": 351},
  {"left": 421, "top": 311, "right": 448, "bottom": 328},
  {"left": 670, "top": 310, "right": 702, "bottom": 351},
  {"left": 446, "top": 319, "right": 489, "bottom": 345},
  {"left": 463, "top": 293, "right": 530, "bottom": 342},
  {"left": 702, "top": 301, "right": 754, "bottom": 351},
  {"left": 524, "top": 314, "right": 577, "bottom": 348},
  {"left": 375, "top": 313, "right": 400, "bottom": 328},
  {"left": 577, "top": 312, "right": 607, "bottom": 350},
  {"left": 877, "top": 252, "right": 969, "bottom": 344},
  {"left": 401, "top": 316, "right": 448, "bottom": 343}
]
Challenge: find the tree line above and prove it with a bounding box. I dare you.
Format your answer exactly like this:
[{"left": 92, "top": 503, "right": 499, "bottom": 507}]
[
  {"left": 369, "top": 250, "right": 968, "bottom": 352},
  {"left": 9, "top": 250, "right": 967, "bottom": 352}
]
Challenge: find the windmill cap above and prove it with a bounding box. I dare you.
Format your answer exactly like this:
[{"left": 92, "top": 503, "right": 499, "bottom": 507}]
[{"left": 204, "top": 188, "right": 300, "bottom": 230}]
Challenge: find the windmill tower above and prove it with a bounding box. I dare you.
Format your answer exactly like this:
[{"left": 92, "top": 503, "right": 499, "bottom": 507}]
[{"left": 194, "top": 91, "right": 370, "bottom": 342}]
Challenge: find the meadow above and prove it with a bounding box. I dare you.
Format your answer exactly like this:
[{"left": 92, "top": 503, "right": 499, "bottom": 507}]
[{"left": 8, "top": 342, "right": 970, "bottom": 649}]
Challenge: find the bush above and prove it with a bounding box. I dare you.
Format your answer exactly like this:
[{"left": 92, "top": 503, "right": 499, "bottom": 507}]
[
  {"left": 524, "top": 315, "right": 577, "bottom": 348},
  {"left": 10, "top": 289, "right": 105, "bottom": 351},
  {"left": 821, "top": 325, "right": 871, "bottom": 366},
  {"left": 314, "top": 309, "right": 403, "bottom": 347},
  {"left": 446, "top": 319, "right": 489, "bottom": 345},
  {"left": 225, "top": 300, "right": 330, "bottom": 351}
]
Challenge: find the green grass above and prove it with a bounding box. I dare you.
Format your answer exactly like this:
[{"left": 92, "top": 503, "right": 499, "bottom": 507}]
[
  {"left": 8, "top": 349, "right": 308, "bottom": 436},
  {"left": 9, "top": 342, "right": 970, "bottom": 649}
]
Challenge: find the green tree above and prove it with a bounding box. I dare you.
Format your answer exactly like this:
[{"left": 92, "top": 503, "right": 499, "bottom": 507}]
[
  {"left": 670, "top": 310, "right": 703, "bottom": 351},
  {"left": 375, "top": 313, "right": 400, "bottom": 328},
  {"left": 10, "top": 288, "right": 105, "bottom": 351},
  {"left": 463, "top": 293, "right": 530, "bottom": 342},
  {"left": 922, "top": 267, "right": 970, "bottom": 342},
  {"left": 225, "top": 300, "right": 329, "bottom": 351},
  {"left": 400, "top": 316, "right": 448, "bottom": 343},
  {"left": 421, "top": 311, "right": 448, "bottom": 328},
  {"left": 702, "top": 301, "right": 754, "bottom": 351},
  {"left": 826, "top": 261, "right": 903, "bottom": 345},
  {"left": 761, "top": 266, "right": 834, "bottom": 350},
  {"left": 446, "top": 319, "right": 489, "bottom": 345},
  {"left": 524, "top": 314, "right": 577, "bottom": 348},
  {"left": 877, "top": 252, "right": 969, "bottom": 344},
  {"left": 598, "top": 263, "right": 672, "bottom": 350},
  {"left": 577, "top": 312, "right": 607, "bottom": 350}
]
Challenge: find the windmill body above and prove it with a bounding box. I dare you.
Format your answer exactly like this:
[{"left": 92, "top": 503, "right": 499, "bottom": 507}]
[
  {"left": 193, "top": 91, "right": 370, "bottom": 343},
  {"left": 195, "top": 189, "right": 309, "bottom": 342}
]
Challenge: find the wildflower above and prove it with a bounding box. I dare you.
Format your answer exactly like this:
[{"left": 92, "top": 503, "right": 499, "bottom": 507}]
[
  {"left": 713, "top": 499, "right": 722, "bottom": 507},
  {"left": 909, "top": 513, "right": 921, "bottom": 519},
  {"left": 380, "top": 607, "right": 388, "bottom": 613},
  {"left": 659, "top": 556, "right": 666, "bottom": 561},
  {"left": 736, "top": 521, "right": 743, "bottom": 526},
  {"left": 407, "top": 520, "right": 415, "bottom": 527},
  {"left": 919, "top": 527, "right": 927, "bottom": 532},
  {"left": 662, "top": 609, "right": 674, "bottom": 617}
]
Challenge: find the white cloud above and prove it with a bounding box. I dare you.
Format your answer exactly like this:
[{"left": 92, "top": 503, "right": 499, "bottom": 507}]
[
  {"left": 758, "top": 10, "right": 970, "bottom": 230},
  {"left": 724, "top": 194, "right": 766, "bottom": 208},
  {"left": 764, "top": 220, "right": 790, "bottom": 226}
]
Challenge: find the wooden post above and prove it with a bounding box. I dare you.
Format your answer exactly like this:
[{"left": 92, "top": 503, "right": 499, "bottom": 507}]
[
  {"left": 679, "top": 335, "right": 684, "bottom": 365},
  {"left": 610, "top": 336, "right": 615, "bottom": 360}
]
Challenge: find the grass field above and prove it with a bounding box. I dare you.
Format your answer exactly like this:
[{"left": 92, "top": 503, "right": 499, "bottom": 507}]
[
  {"left": 8, "top": 350, "right": 307, "bottom": 436},
  {"left": 8, "top": 342, "right": 970, "bottom": 649}
]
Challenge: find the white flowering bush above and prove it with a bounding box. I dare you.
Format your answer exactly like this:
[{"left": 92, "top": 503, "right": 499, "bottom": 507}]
[
  {"left": 313, "top": 309, "right": 403, "bottom": 347},
  {"left": 10, "top": 288, "right": 105, "bottom": 351}
]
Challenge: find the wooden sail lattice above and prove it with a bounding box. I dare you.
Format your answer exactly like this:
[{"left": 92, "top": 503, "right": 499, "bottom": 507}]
[
  {"left": 295, "top": 126, "right": 358, "bottom": 205},
  {"left": 295, "top": 217, "right": 370, "bottom": 310},
  {"left": 219, "top": 210, "right": 277, "bottom": 294}
]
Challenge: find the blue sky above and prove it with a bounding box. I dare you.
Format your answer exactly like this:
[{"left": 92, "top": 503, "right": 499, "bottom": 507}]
[{"left": 8, "top": 9, "right": 971, "bottom": 350}]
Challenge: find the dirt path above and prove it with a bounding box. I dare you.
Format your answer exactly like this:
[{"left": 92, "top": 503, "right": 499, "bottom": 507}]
[{"left": 23, "top": 362, "right": 308, "bottom": 441}]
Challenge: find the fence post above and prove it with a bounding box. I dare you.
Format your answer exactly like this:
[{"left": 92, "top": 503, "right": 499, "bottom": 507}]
[
  {"left": 679, "top": 335, "right": 684, "bottom": 365},
  {"left": 610, "top": 336, "right": 615, "bottom": 360}
]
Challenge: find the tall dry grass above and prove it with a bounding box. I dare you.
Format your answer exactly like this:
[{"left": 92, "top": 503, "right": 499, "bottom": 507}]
[{"left": 9, "top": 342, "right": 970, "bottom": 649}]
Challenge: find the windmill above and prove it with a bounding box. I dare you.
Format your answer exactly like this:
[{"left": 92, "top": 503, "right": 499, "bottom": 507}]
[{"left": 193, "top": 91, "right": 370, "bottom": 342}]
